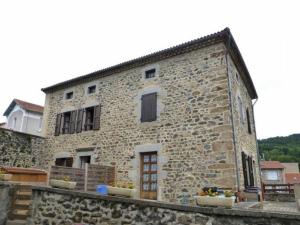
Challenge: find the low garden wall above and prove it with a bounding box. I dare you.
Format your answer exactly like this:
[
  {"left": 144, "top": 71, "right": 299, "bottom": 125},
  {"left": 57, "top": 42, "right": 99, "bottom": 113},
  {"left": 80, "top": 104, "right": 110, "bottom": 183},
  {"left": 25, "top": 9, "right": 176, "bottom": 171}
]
[
  {"left": 264, "top": 193, "right": 295, "bottom": 202},
  {"left": 29, "top": 186, "right": 300, "bottom": 225},
  {"left": 0, "top": 182, "right": 16, "bottom": 225}
]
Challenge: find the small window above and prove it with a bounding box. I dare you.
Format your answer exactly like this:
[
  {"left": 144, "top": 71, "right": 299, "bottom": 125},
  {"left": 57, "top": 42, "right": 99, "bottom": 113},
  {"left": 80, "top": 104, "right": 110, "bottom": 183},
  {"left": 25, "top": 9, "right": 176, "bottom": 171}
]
[
  {"left": 79, "top": 155, "right": 91, "bottom": 169},
  {"left": 55, "top": 157, "right": 73, "bottom": 167},
  {"left": 238, "top": 97, "right": 244, "bottom": 123},
  {"left": 141, "top": 93, "right": 157, "bottom": 122},
  {"left": 87, "top": 85, "right": 96, "bottom": 94},
  {"left": 65, "top": 92, "right": 73, "bottom": 100},
  {"left": 145, "top": 69, "right": 156, "bottom": 79},
  {"left": 236, "top": 73, "right": 239, "bottom": 83}
]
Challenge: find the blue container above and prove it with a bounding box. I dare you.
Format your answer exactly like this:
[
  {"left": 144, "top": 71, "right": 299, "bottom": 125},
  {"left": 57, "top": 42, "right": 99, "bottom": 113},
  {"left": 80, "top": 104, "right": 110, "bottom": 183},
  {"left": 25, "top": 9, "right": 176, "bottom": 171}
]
[{"left": 96, "top": 184, "right": 108, "bottom": 195}]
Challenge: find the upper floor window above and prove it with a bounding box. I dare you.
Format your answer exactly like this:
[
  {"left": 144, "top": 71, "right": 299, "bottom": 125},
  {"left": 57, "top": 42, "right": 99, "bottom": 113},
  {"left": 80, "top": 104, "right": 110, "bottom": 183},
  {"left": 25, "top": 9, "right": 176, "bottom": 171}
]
[
  {"left": 54, "top": 105, "right": 101, "bottom": 136},
  {"left": 141, "top": 93, "right": 157, "bottom": 122},
  {"left": 237, "top": 97, "right": 244, "bottom": 123},
  {"left": 65, "top": 91, "right": 73, "bottom": 100},
  {"left": 87, "top": 85, "right": 96, "bottom": 94},
  {"left": 145, "top": 68, "right": 156, "bottom": 79},
  {"left": 246, "top": 108, "right": 252, "bottom": 134}
]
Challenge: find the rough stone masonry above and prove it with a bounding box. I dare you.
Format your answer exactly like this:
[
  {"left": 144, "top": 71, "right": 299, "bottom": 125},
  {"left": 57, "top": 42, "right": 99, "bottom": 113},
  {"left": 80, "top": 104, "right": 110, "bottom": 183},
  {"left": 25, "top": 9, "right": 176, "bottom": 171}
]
[{"left": 40, "top": 28, "right": 260, "bottom": 202}]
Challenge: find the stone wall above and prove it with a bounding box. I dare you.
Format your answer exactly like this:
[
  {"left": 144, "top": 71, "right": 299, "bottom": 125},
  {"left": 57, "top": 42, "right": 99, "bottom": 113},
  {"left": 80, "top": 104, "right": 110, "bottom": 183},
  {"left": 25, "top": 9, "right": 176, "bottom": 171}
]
[
  {"left": 41, "top": 43, "right": 242, "bottom": 202},
  {"left": 226, "top": 54, "right": 260, "bottom": 190},
  {"left": 29, "top": 187, "right": 300, "bottom": 225},
  {"left": 0, "top": 127, "right": 45, "bottom": 168},
  {"left": 0, "top": 182, "right": 16, "bottom": 225},
  {"left": 264, "top": 193, "right": 295, "bottom": 202}
]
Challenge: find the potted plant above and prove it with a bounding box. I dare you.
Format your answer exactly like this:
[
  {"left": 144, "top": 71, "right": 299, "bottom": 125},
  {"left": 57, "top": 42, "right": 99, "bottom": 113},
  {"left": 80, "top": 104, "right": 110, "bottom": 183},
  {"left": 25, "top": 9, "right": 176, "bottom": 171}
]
[
  {"left": 194, "top": 187, "right": 235, "bottom": 208},
  {"left": 0, "top": 169, "right": 12, "bottom": 181},
  {"left": 49, "top": 176, "right": 77, "bottom": 190},
  {"left": 107, "top": 181, "right": 136, "bottom": 198}
]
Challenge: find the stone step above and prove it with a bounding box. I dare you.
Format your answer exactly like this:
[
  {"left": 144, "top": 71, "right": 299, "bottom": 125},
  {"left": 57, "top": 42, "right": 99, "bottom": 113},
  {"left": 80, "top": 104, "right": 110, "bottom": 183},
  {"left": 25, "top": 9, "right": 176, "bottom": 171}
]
[
  {"left": 6, "top": 219, "right": 27, "bottom": 225},
  {"left": 16, "top": 191, "right": 32, "bottom": 200},
  {"left": 14, "top": 200, "right": 31, "bottom": 210},
  {"left": 11, "top": 209, "right": 30, "bottom": 220}
]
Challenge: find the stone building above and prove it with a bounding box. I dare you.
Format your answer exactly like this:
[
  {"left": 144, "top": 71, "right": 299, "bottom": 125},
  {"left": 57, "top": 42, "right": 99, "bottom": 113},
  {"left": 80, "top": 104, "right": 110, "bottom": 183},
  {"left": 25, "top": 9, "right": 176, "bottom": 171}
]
[{"left": 40, "top": 28, "right": 260, "bottom": 202}]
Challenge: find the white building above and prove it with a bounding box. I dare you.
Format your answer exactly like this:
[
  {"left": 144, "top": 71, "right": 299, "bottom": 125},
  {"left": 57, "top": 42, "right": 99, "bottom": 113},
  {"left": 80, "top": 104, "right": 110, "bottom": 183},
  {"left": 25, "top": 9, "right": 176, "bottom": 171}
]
[{"left": 3, "top": 99, "right": 44, "bottom": 136}]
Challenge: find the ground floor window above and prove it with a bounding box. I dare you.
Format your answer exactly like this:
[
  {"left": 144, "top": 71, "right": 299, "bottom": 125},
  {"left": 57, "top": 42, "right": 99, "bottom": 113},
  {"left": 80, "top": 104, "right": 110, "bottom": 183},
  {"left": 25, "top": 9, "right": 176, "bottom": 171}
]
[
  {"left": 75, "top": 149, "right": 94, "bottom": 169},
  {"left": 79, "top": 155, "right": 91, "bottom": 169},
  {"left": 55, "top": 157, "right": 73, "bottom": 167},
  {"left": 242, "top": 152, "right": 255, "bottom": 188}
]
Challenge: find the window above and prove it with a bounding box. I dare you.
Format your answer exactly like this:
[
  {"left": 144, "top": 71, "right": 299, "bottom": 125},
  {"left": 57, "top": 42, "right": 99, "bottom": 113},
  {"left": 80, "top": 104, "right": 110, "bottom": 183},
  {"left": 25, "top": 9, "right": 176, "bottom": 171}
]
[
  {"left": 87, "top": 85, "right": 96, "bottom": 94},
  {"left": 84, "top": 107, "right": 94, "bottom": 131},
  {"left": 236, "top": 73, "right": 239, "bottom": 83},
  {"left": 55, "top": 157, "right": 73, "bottom": 167},
  {"left": 13, "top": 117, "right": 17, "bottom": 129},
  {"left": 238, "top": 97, "right": 244, "bottom": 123},
  {"left": 246, "top": 108, "right": 252, "bottom": 134},
  {"left": 65, "top": 91, "right": 73, "bottom": 100},
  {"left": 62, "top": 112, "right": 71, "bottom": 134},
  {"left": 267, "top": 171, "right": 278, "bottom": 180},
  {"left": 141, "top": 93, "right": 157, "bottom": 122},
  {"left": 145, "top": 69, "right": 156, "bottom": 79},
  {"left": 242, "top": 152, "right": 255, "bottom": 188},
  {"left": 79, "top": 155, "right": 91, "bottom": 169}
]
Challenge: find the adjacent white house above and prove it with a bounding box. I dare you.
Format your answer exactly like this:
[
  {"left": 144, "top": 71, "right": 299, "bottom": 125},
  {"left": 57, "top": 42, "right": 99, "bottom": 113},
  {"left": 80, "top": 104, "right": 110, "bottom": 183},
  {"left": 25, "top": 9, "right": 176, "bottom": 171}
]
[{"left": 3, "top": 99, "right": 44, "bottom": 136}]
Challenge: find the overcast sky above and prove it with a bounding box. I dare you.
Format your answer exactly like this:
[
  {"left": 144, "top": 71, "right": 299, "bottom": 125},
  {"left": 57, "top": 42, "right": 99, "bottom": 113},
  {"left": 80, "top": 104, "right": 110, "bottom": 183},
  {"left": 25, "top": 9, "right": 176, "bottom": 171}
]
[{"left": 0, "top": 0, "right": 299, "bottom": 139}]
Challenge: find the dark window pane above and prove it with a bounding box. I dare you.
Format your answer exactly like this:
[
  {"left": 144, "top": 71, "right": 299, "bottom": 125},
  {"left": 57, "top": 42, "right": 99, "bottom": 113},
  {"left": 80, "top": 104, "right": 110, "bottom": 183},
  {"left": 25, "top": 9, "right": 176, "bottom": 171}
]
[
  {"left": 65, "top": 92, "right": 73, "bottom": 99},
  {"left": 88, "top": 85, "right": 96, "bottom": 94},
  {"left": 145, "top": 68, "right": 156, "bottom": 79}
]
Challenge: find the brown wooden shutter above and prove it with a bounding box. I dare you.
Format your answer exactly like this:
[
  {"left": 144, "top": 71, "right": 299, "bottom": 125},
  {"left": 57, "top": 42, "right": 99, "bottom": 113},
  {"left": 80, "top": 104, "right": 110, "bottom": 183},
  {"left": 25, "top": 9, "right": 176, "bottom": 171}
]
[
  {"left": 66, "top": 157, "right": 73, "bottom": 167},
  {"left": 242, "top": 152, "right": 249, "bottom": 188},
  {"left": 248, "top": 156, "right": 254, "bottom": 187},
  {"left": 141, "top": 93, "right": 157, "bottom": 122},
  {"left": 93, "top": 105, "right": 101, "bottom": 130},
  {"left": 69, "top": 110, "right": 77, "bottom": 134},
  {"left": 246, "top": 109, "right": 252, "bottom": 134},
  {"left": 76, "top": 109, "right": 84, "bottom": 133},
  {"left": 54, "top": 114, "right": 62, "bottom": 136}
]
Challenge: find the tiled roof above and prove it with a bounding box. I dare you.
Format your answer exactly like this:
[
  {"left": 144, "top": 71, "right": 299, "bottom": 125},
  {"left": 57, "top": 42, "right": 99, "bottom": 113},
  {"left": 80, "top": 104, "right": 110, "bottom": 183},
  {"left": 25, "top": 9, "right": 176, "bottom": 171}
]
[
  {"left": 3, "top": 99, "right": 44, "bottom": 116},
  {"left": 260, "top": 161, "right": 285, "bottom": 169},
  {"left": 42, "top": 28, "right": 258, "bottom": 99},
  {"left": 285, "top": 173, "right": 300, "bottom": 184}
]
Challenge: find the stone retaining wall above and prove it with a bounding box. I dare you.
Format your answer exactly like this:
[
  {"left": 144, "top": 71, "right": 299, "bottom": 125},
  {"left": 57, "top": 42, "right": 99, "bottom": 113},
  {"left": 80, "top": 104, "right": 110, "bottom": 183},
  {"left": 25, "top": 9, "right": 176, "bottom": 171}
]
[
  {"left": 0, "top": 182, "right": 16, "bottom": 225},
  {"left": 30, "top": 186, "right": 300, "bottom": 225},
  {"left": 264, "top": 193, "right": 295, "bottom": 202},
  {"left": 0, "top": 127, "right": 45, "bottom": 168}
]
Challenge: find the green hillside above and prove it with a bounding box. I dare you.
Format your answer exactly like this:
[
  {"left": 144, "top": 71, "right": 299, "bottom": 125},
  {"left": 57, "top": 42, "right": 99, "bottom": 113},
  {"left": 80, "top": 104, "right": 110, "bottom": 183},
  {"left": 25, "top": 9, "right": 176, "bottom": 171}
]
[{"left": 258, "top": 134, "right": 300, "bottom": 165}]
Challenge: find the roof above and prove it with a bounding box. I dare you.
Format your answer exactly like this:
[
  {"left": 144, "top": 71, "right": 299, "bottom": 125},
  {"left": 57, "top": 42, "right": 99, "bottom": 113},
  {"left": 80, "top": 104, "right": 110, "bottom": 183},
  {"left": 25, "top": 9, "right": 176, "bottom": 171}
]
[
  {"left": 3, "top": 99, "right": 44, "bottom": 116},
  {"left": 260, "top": 161, "right": 285, "bottom": 169},
  {"left": 42, "top": 28, "right": 258, "bottom": 99},
  {"left": 285, "top": 173, "right": 300, "bottom": 184}
]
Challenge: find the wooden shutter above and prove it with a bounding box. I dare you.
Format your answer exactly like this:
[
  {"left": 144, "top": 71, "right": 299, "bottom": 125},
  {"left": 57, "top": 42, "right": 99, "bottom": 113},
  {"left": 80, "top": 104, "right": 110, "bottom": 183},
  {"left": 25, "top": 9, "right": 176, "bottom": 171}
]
[
  {"left": 248, "top": 156, "right": 254, "bottom": 187},
  {"left": 93, "top": 105, "right": 101, "bottom": 130},
  {"left": 69, "top": 110, "right": 77, "bottom": 134},
  {"left": 141, "top": 93, "right": 157, "bottom": 122},
  {"left": 242, "top": 152, "right": 249, "bottom": 188},
  {"left": 246, "top": 109, "right": 252, "bottom": 134},
  {"left": 54, "top": 114, "right": 62, "bottom": 136},
  {"left": 76, "top": 109, "right": 84, "bottom": 133},
  {"left": 66, "top": 157, "right": 73, "bottom": 167}
]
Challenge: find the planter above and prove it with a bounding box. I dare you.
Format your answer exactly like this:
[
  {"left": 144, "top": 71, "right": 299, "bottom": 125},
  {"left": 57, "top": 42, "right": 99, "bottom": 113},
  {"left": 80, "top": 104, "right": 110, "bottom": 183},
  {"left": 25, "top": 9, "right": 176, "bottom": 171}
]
[
  {"left": 0, "top": 174, "right": 12, "bottom": 181},
  {"left": 194, "top": 195, "right": 235, "bottom": 208},
  {"left": 107, "top": 186, "right": 136, "bottom": 198},
  {"left": 49, "top": 179, "right": 77, "bottom": 190}
]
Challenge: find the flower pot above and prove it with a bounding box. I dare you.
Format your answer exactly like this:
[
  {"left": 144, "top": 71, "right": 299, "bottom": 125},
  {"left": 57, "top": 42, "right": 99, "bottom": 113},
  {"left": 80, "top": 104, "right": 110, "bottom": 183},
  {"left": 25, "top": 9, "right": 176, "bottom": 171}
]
[
  {"left": 49, "top": 179, "right": 77, "bottom": 190},
  {"left": 194, "top": 195, "right": 235, "bottom": 208},
  {"left": 107, "top": 186, "right": 136, "bottom": 198},
  {"left": 0, "top": 174, "right": 12, "bottom": 181}
]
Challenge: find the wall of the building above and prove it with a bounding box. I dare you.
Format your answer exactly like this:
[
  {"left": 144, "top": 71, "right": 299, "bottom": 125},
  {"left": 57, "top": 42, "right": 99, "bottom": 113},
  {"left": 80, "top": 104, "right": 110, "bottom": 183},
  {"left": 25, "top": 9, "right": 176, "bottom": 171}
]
[
  {"left": 282, "top": 163, "right": 299, "bottom": 173},
  {"left": 0, "top": 127, "right": 44, "bottom": 168},
  {"left": 261, "top": 169, "right": 284, "bottom": 184},
  {"left": 226, "top": 54, "right": 260, "bottom": 190},
  {"left": 6, "top": 105, "right": 23, "bottom": 131}
]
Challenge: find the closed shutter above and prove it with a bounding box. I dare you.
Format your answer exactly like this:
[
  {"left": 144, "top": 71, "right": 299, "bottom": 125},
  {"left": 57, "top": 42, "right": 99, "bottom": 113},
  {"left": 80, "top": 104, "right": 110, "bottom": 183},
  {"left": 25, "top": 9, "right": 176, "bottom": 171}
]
[
  {"left": 69, "top": 110, "right": 77, "bottom": 134},
  {"left": 93, "top": 105, "right": 101, "bottom": 130},
  {"left": 248, "top": 156, "right": 254, "bottom": 187},
  {"left": 54, "top": 114, "right": 62, "bottom": 136},
  {"left": 66, "top": 157, "right": 73, "bottom": 167},
  {"left": 76, "top": 109, "right": 84, "bottom": 133},
  {"left": 141, "top": 93, "right": 157, "bottom": 122},
  {"left": 242, "top": 152, "right": 249, "bottom": 188}
]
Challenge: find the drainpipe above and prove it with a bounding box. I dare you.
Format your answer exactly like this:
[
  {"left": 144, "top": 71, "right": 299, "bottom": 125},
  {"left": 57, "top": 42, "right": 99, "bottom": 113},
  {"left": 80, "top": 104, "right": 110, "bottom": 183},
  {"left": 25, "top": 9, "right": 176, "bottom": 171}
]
[
  {"left": 224, "top": 51, "right": 241, "bottom": 192},
  {"left": 251, "top": 99, "right": 262, "bottom": 188}
]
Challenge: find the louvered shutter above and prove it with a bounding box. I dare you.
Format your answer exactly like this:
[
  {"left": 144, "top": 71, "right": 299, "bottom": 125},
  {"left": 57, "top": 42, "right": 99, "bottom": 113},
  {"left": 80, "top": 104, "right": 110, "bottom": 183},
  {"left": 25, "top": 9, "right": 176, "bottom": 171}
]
[
  {"left": 76, "top": 109, "right": 84, "bottom": 133},
  {"left": 93, "top": 105, "right": 101, "bottom": 130},
  {"left": 141, "top": 93, "right": 157, "bottom": 122},
  {"left": 69, "top": 110, "right": 77, "bottom": 134},
  {"left": 54, "top": 114, "right": 62, "bottom": 136},
  {"left": 242, "top": 152, "right": 249, "bottom": 188}
]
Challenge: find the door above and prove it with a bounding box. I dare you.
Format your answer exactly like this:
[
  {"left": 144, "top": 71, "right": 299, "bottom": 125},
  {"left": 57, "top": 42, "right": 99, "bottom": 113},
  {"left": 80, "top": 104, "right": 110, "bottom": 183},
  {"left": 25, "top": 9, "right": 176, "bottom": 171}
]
[{"left": 140, "top": 152, "right": 158, "bottom": 200}]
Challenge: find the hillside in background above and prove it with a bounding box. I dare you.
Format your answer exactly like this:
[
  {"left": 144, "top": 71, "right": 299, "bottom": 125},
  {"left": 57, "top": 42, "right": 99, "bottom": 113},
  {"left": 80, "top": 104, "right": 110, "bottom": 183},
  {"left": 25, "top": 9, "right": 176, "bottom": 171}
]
[{"left": 258, "top": 134, "right": 300, "bottom": 165}]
